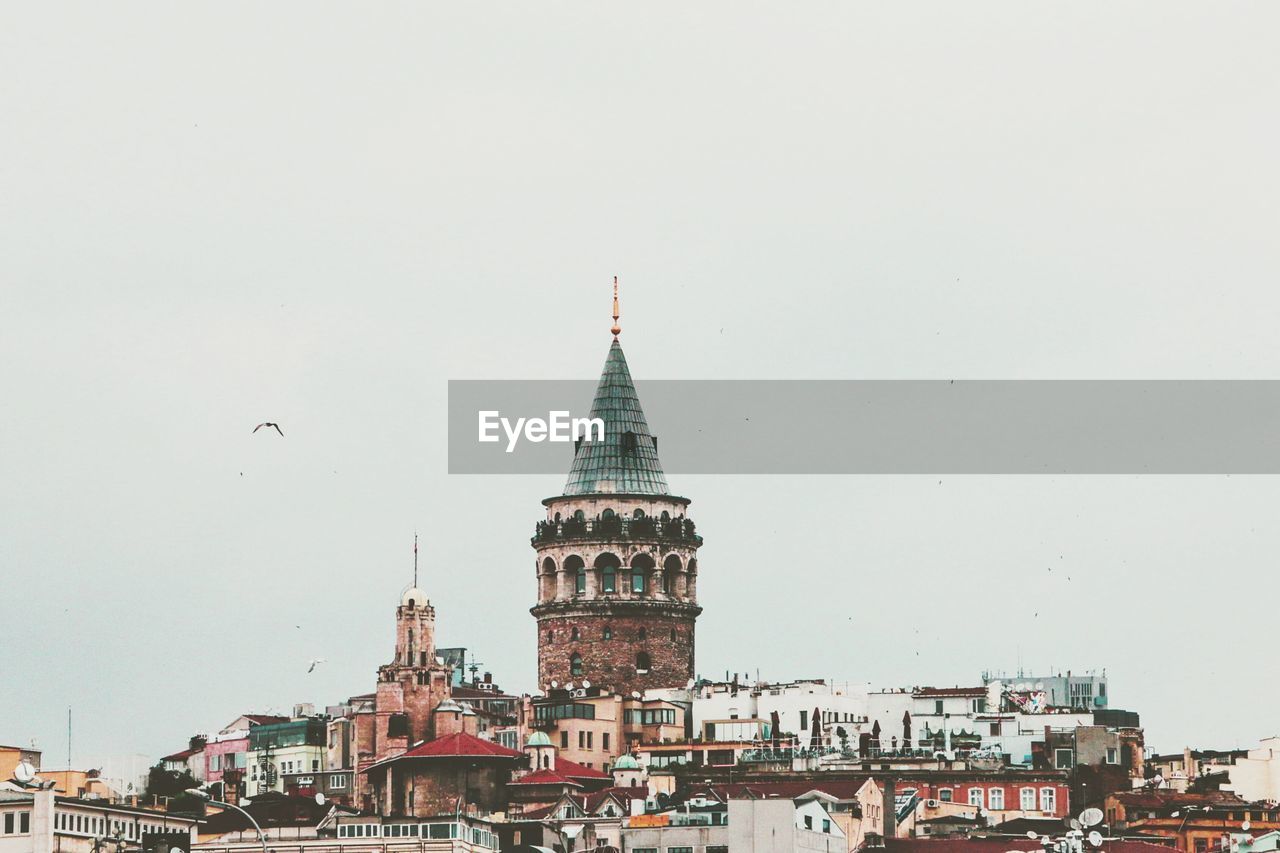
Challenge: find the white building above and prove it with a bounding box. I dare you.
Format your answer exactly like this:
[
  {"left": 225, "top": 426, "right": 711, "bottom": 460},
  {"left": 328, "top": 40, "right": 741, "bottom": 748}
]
[{"left": 0, "top": 788, "right": 197, "bottom": 853}]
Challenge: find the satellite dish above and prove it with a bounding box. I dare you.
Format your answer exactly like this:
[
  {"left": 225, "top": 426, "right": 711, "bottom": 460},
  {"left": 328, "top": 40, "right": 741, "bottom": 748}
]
[
  {"left": 550, "top": 680, "right": 558, "bottom": 689},
  {"left": 315, "top": 793, "right": 327, "bottom": 806},
  {"left": 1027, "top": 831, "right": 1039, "bottom": 840},
  {"left": 1243, "top": 821, "right": 1252, "bottom": 831},
  {"left": 1088, "top": 831, "right": 1104, "bottom": 847},
  {"left": 632, "top": 691, "right": 641, "bottom": 699},
  {"left": 582, "top": 679, "right": 591, "bottom": 689},
  {"left": 1070, "top": 819, "right": 1082, "bottom": 830},
  {"left": 1081, "top": 808, "right": 1105, "bottom": 827},
  {"left": 13, "top": 761, "right": 36, "bottom": 784},
  {"left": 1171, "top": 811, "right": 1181, "bottom": 818}
]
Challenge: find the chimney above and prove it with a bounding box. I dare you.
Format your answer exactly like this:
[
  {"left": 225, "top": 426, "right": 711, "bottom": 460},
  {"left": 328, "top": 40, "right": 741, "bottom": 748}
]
[{"left": 882, "top": 777, "right": 897, "bottom": 839}]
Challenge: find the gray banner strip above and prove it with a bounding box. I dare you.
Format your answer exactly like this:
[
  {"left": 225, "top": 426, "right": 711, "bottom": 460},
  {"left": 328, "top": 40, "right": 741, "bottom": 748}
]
[{"left": 448, "top": 380, "right": 1280, "bottom": 474}]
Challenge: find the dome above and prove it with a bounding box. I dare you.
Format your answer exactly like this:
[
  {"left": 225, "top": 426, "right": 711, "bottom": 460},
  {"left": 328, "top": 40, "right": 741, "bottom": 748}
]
[
  {"left": 613, "top": 754, "right": 640, "bottom": 770},
  {"left": 435, "top": 699, "right": 462, "bottom": 714},
  {"left": 401, "top": 586, "right": 428, "bottom": 608},
  {"left": 526, "top": 732, "right": 552, "bottom": 747},
  {"left": 460, "top": 703, "right": 476, "bottom": 716}
]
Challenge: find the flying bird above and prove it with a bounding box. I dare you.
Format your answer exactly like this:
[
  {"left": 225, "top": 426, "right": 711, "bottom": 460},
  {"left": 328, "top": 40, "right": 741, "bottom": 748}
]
[
  {"left": 307, "top": 658, "right": 326, "bottom": 673},
  {"left": 253, "top": 423, "right": 284, "bottom": 436}
]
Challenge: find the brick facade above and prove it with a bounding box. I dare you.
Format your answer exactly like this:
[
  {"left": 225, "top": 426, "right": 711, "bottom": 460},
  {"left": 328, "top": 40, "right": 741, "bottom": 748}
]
[{"left": 531, "top": 494, "right": 702, "bottom": 695}]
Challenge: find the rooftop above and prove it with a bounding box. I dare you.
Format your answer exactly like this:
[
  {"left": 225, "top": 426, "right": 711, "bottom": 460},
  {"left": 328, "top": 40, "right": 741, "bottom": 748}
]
[{"left": 562, "top": 339, "right": 669, "bottom": 496}]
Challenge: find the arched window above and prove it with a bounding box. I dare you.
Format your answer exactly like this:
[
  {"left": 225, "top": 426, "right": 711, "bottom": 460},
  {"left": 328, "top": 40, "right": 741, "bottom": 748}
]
[
  {"left": 603, "top": 625, "right": 612, "bottom": 640},
  {"left": 542, "top": 754, "right": 549, "bottom": 768},
  {"left": 636, "top": 652, "right": 651, "bottom": 673},
  {"left": 554, "top": 512, "right": 562, "bottom": 523},
  {"left": 571, "top": 653, "right": 583, "bottom": 677},
  {"left": 601, "top": 508, "right": 616, "bottom": 520},
  {"left": 663, "top": 554, "right": 682, "bottom": 596},
  {"left": 574, "top": 509, "right": 586, "bottom": 522},
  {"left": 638, "top": 627, "right": 646, "bottom": 641},
  {"left": 571, "top": 626, "right": 579, "bottom": 641},
  {"left": 595, "top": 553, "right": 621, "bottom": 594},
  {"left": 671, "top": 628, "right": 677, "bottom": 642},
  {"left": 660, "top": 510, "right": 670, "bottom": 522},
  {"left": 630, "top": 554, "right": 654, "bottom": 596},
  {"left": 633, "top": 508, "right": 645, "bottom": 519}
]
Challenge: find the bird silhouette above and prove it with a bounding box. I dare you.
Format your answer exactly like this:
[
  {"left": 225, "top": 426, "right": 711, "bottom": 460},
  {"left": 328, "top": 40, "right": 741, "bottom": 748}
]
[
  {"left": 307, "top": 658, "right": 326, "bottom": 673},
  {"left": 253, "top": 423, "right": 284, "bottom": 436}
]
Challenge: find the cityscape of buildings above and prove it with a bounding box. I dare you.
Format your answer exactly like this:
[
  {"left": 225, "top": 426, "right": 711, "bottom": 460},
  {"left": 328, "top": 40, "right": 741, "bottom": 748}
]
[{"left": 4, "top": 315, "right": 1277, "bottom": 853}]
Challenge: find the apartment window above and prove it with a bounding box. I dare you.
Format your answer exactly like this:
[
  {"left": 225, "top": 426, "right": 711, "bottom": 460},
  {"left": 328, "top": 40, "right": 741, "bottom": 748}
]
[
  {"left": 1040, "top": 787, "right": 1057, "bottom": 813},
  {"left": 1055, "top": 748, "right": 1074, "bottom": 769},
  {"left": 603, "top": 733, "right": 610, "bottom": 751},
  {"left": 330, "top": 774, "right": 347, "bottom": 788},
  {"left": 800, "top": 710, "right": 808, "bottom": 731},
  {"left": 939, "top": 789, "right": 953, "bottom": 802},
  {"left": 804, "top": 815, "right": 814, "bottom": 830},
  {"left": 312, "top": 759, "right": 319, "bottom": 771},
  {"left": 579, "top": 731, "right": 586, "bottom": 749},
  {"left": 561, "top": 731, "right": 569, "bottom": 749},
  {"left": 210, "top": 754, "right": 222, "bottom": 771},
  {"left": 587, "top": 731, "right": 594, "bottom": 749},
  {"left": 1021, "top": 787, "right": 1036, "bottom": 811},
  {"left": 989, "top": 788, "right": 1005, "bottom": 810},
  {"left": 632, "top": 849, "right": 657, "bottom": 853},
  {"left": 3, "top": 814, "right": 13, "bottom": 834},
  {"left": 935, "top": 700, "right": 944, "bottom": 714},
  {"left": 969, "top": 788, "right": 984, "bottom": 808},
  {"left": 1106, "top": 748, "right": 1119, "bottom": 764},
  {"left": 708, "top": 847, "right": 729, "bottom": 853},
  {"left": 823, "top": 819, "right": 832, "bottom": 833}
]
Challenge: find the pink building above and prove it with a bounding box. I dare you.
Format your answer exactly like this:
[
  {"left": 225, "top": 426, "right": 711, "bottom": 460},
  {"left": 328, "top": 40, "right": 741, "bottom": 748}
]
[{"left": 205, "top": 715, "right": 286, "bottom": 803}]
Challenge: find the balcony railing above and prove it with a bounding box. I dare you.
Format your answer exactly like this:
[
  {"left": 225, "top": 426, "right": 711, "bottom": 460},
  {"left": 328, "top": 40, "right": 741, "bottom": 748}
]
[{"left": 533, "top": 516, "right": 701, "bottom": 546}]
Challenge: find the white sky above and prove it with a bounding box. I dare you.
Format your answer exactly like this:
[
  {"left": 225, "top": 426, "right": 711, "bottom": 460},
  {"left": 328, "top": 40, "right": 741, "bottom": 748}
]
[{"left": 2, "top": 3, "right": 1278, "bottom": 765}]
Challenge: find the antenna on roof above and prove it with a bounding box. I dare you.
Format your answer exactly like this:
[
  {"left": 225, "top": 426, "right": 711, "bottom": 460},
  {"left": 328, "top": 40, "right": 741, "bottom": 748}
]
[{"left": 413, "top": 532, "right": 419, "bottom": 588}]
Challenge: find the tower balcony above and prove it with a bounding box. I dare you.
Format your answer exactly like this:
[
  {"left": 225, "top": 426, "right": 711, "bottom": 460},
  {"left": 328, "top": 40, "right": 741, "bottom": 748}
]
[{"left": 532, "top": 515, "right": 701, "bottom": 547}]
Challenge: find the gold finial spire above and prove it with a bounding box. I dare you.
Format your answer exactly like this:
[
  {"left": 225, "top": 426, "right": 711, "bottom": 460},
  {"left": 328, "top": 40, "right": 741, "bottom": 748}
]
[{"left": 610, "top": 276, "right": 622, "bottom": 338}]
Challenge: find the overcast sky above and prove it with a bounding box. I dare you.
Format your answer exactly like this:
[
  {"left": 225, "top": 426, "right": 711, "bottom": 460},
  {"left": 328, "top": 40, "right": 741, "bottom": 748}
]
[{"left": 3, "top": 3, "right": 1279, "bottom": 767}]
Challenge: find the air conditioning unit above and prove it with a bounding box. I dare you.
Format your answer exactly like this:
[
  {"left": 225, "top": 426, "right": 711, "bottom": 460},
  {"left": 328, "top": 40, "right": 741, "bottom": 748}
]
[
  {"left": 926, "top": 799, "right": 939, "bottom": 808},
  {"left": 572, "top": 688, "right": 588, "bottom": 698}
]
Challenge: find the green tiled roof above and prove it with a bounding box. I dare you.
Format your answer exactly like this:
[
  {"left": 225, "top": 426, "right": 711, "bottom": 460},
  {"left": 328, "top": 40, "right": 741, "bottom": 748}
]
[{"left": 563, "top": 340, "right": 670, "bottom": 496}]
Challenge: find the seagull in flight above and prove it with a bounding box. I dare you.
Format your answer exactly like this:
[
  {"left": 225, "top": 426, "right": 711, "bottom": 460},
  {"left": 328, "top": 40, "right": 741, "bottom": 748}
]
[
  {"left": 253, "top": 423, "right": 284, "bottom": 436},
  {"left": 307, "top": 658, "right": 326, "bottom": 674}
]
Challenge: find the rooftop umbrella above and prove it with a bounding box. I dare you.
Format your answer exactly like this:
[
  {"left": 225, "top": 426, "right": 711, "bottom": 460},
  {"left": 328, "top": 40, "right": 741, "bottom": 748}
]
[
  {"left": 871, "top": 719, "right": 882, "bottom": 750},
  {"left": 810, "top": 707, "right": 822, "bottom": 749},
  {"left": 903, "top": 710, "right": 912, "bottom": 746},
  {"left": 770, "top": 710, "right": 781, "bottom": 747}
]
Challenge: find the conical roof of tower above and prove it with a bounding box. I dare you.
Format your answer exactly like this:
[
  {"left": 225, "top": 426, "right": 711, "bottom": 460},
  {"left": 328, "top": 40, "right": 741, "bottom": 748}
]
[{"left": 563, "top": 339, "right": 670, "bottom": 496}]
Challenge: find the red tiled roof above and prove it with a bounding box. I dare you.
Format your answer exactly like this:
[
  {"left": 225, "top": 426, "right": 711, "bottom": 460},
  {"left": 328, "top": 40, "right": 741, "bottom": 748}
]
[
  {"left": 364, "top": 732, "right": 522, "bottom": 772},
  {"left": 584, "top": 787, "right": 647, "bottom": 814},
  {"left": 508, "top": 769, "right": 585, "bottom": 788},
  {"left": 161, "top": 747, "right": 201, "bottom": 761},
  {"left": 553, "top": 758, "right": 609, "bottom": 780},
  {"left": 400, "top": 732, "right": 523, "bottom": 760},
  {"left": 913, "top": 687, "right": 988, "bottom": 697}
]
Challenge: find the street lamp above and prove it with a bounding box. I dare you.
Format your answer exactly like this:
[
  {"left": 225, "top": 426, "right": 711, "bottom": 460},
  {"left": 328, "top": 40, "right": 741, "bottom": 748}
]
[{"left": 186, "top": 788, "right": 268, "bottom": 853}]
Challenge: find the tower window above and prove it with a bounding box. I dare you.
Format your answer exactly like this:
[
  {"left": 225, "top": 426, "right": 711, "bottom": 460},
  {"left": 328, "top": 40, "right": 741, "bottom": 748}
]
[
  {"left": 574, "top": 510, "right": 585, "bottom": 522},
  {"left": 623, "top": 431, "right": 637, "bottom": 452},
  {"left": 638, "top": 627, "right": 646, "bottom": 641},
  {"left": 601, "top": 508, "right": 616, "bottom": 520},
  {"left": 576, "top": 566, "right": 586, "bottom": 594},
  {"left": 602, "top": 564, "right": 616, "bottom": 593},
  {"left": 572, "top": 627, "right": 579, "bottom": 641},
  {"left": 571, "top": 653, "right": 583, "bottom": 677},
  {"left": 631, "top": 569, "right": 645, "bottom": 594},
  {"left": 671, "top": 629, "right": 677, "bottom": 641},
  {"left": 633, "top": 508, "right": 645, "bottom": 518},
  {"left": 636, "top": 652, "right": 651, "bottom": 673},
  {"left": 603, "top": 626, "right": 612, "bottom": 640}
]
